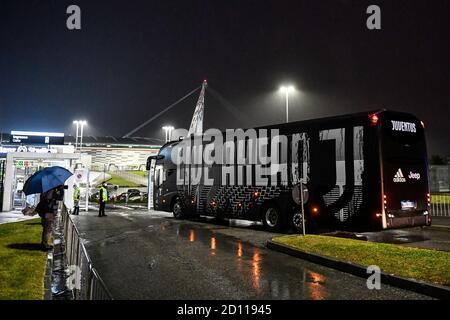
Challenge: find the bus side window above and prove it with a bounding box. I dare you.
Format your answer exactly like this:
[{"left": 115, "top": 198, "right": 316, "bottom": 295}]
[
  {"left": 155, "top": 165, "right": 165, "bottom": 188},
  {"left": 154, "top": 168, "right": 160, "bottom": 187},
  {"left": 167, "top": 168, "right": 176, "bottom": 177}
]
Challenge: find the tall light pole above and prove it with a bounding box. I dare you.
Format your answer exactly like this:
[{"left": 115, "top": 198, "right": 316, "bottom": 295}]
[
  {"left": 79, "top": 120, "right": 87, "bottom": 149},
  {"left": 72, "top": 119, "right": 88, "bottom": 212},
  {"left": 73, "top": 121, "right": 79, "bottom": 149},
  {"left": 73, "top": 120, "right": 87, "bottom": 150},
  {"left": 279, "top": 85, "right": 295, "bottom": 123},
  {"left": 162, "top": 126, "right": 174, "bottom": 142}
]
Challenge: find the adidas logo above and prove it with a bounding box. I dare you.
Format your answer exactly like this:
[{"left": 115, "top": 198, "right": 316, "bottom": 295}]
[{"left": 393, "top": 168, "right": 406, "bottom": 183}]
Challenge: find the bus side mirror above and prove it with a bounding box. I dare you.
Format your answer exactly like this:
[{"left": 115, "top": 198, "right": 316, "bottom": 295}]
[{"left": 146, "top": 155, "right": 165, "bottom": 170}]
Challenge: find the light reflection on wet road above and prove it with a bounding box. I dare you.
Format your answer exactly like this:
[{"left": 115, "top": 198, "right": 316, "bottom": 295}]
[
  {"left": 73, "top": 210, "right": 432, "bottom": 300},
  {"left": 173, "top": 224, "right": 333, "bottom": 299}
]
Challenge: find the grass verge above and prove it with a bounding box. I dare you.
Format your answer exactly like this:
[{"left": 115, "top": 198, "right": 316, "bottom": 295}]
[
  {"left": 272, "top": 235, "right": 450, "bottom": 287},
  {"left": 107, "top": 174, "right": 141, "bottom": 187},
  {"left": 127, "top": 170, "right": 148, "bottom": 178},
  {"left": 431, "top": 193, "right": 450, "bottom": 204},
  {"left": 0, "top": 219, "right": 47, "bottom": 299}
]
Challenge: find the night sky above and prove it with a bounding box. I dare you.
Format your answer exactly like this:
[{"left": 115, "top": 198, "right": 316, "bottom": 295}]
[{"left": 0, "top": 0, "right": 449, "bottom": 155}]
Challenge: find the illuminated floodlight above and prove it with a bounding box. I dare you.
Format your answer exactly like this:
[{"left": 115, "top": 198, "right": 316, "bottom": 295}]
[
  {"left": 162, "top": 126, "right": 175, "bottom": 142},
  {"left": 279, "top": 84, "right": 296, "bottom": 123}
]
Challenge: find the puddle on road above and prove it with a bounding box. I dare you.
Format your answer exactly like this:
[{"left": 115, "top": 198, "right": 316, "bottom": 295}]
[
  {"left": 363, "top": 230, "right": 430, "bottom": 244},
  {"left": 168, "top": 223, "right": 331, "bottom": 299},
  {"left": 116, "top": 212, "right": 135, "bottom": 222}
]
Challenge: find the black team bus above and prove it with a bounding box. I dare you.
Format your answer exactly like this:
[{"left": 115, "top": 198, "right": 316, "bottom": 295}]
[{"left": 148, "top": 110, "right": 431, "bottom": 232}]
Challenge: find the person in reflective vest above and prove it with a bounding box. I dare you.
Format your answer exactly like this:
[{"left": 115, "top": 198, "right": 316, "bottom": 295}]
[
  {"left": 98, "top": 183, "right": 108, "bottom": 217},
  {"left": 73, "top": 184, "right": 81, "bottom": 215}
]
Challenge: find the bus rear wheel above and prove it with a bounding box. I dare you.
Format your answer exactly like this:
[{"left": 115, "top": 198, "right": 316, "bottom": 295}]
[
  {"left": 292, "top": 211, "right": 304, "bottom": 233},
  {"left": 262, "top": 204, "right": 284, "bottom": 232},
  {"left": 172, "top": 198, "right": 184, "bottom": 219}
]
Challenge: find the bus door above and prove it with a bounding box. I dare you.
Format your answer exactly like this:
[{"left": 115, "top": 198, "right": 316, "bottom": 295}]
[{"left": 153, "top": 162, "right": 164, "bottom": 207}]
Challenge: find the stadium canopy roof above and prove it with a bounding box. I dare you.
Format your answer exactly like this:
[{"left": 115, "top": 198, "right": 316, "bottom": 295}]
[{"left": 0, "top": 133, "right": 163, "bottom": 147}]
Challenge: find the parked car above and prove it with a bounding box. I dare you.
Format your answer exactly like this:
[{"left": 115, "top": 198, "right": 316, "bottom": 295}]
[
  {"left": 89, "top": 183, "right": 118, "bottom": 201},
  {"left": 116, "top": 189, "right": 143, "bottom": 201}
]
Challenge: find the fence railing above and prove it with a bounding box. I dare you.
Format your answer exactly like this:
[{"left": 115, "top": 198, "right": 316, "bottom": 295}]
[
  {"left": 430, "top": 165, "right": 450, "bottom": 193},
  {"left": 431, "top": 194, "right": 450, "bottom": 217},
  {"left": 59, "top": 207, "right": 113, "bottom": 300},
  {"left": 0, "top": 160, "right": 5, "bottom": 212}
]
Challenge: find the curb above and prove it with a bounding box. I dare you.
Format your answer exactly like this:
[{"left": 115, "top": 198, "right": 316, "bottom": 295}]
[
  {"left": 43, "top": 251, "right": 53, "bottom": 300},
  {"left": 266, "top": 240, "right": 450, "bottom": 300},
  {"left": 428, "top": 225, "right": 450, "bottom": 231}
]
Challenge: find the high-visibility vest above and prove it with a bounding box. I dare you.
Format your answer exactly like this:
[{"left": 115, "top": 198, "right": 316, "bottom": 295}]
[
  {"left": 99, "top": 187, "right": 108, "bottom": 202},
  {"left": 73, "top": 187, "right": 80, "bottom": 201}
]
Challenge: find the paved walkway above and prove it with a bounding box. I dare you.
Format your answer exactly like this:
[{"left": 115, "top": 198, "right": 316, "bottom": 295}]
[
  {"left": 360, "top": 217, "right": 450, "bottom": 252},
  {"left": 432, "top": 216, "right": 450, "bottom": 228},
  {"left": 0, "top": 210, "right": 39, "bottom": 224},
  {"left": 0, "top": 203, "right": 145, "bottom": 225}
]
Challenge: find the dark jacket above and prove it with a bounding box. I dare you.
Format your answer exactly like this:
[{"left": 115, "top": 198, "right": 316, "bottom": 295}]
[{"left": 36, "top": 186, "right": 64, "bottom": 216}]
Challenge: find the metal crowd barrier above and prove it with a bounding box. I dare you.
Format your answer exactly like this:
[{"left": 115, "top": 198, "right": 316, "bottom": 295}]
[
  {"left": 59, "top": 206, "right": 113, "bottom": 300},
  {"left": 431, "top": 194, "right": 450, "bottom": 217}
]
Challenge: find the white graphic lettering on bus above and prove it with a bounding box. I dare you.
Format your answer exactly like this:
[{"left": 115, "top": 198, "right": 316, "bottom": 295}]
[{"left": 391, "top": 120, "right": 416, "bottom": 133}]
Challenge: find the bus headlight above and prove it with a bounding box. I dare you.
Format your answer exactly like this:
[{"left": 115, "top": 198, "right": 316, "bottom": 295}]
[{"left": 423, "top": 211, "right": 429, "bottom": 216}]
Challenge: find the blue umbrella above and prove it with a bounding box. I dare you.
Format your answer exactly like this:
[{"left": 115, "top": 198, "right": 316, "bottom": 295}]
[{"left": 23, "top": 166, "right": 73, "bottom": 196}]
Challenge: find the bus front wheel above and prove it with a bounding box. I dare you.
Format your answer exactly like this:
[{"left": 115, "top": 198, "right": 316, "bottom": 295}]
[{"left": 262, "top": 204, "right": 284, "bottom": 232}]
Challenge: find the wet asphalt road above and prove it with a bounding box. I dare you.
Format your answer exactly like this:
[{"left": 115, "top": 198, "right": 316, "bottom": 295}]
[{"left": 72, "top": 210, "right": 432, "bottom": 300}]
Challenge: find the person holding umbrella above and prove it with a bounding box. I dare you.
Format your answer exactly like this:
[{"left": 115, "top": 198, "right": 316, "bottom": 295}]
[
  {"left": 23, "top": 166, "right": 73, "bottom": 250},
  {"left": 36, "top": 186, "right": 65, "bottom": 249}
]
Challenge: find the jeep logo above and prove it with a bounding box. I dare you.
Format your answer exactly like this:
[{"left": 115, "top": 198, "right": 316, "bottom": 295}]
[{"left": 408, "top": 172, "right": 420, "bottom": 180}]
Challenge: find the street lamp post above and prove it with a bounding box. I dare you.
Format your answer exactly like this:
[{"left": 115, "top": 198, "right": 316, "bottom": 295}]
[{"left": 279, "top": 85, "right": 295, "bottom": 123}]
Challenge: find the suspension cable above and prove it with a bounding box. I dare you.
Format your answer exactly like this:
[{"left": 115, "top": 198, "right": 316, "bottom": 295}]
[
  {"left": 207, "top": 86, "right": 250, "bottom": 127},
  {"left": 122, "top": 86, "right": 201, "bottom": 138}
]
